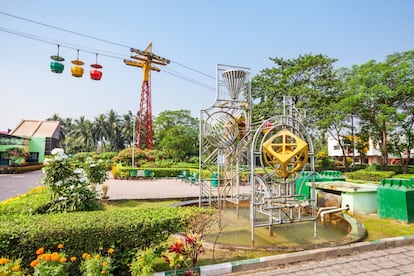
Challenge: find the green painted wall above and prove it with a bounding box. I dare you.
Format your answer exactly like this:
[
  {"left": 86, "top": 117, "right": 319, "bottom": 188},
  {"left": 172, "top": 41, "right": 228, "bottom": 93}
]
[{"left": 29, "top": 137, "right": 46, "bottom": 163}]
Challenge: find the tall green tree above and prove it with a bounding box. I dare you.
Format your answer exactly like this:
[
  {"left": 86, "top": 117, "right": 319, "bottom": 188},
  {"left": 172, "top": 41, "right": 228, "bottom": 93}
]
[
  {"left": 93, "top": 113, "right": 108, "bottom": 152},
  {"left": 251, "top": 53, "right": 338, "bottom": 124},
  {"left": 316, "top": 68, "right": 354, "bottom": 169},
  {"left": 106, "top": 109, "right": 124, "bottom": 151},
  {"left": 71, "top": 116, "right": 95, "bottom": 152},
  {"left": 121, "top": 111, "right": 135, "bottom": 147},
  {"left": 382, "top": 50, "right": 414, "bottom": 172},
  {"left": 153, "top": 110, "right": 199, "bottom": 161},
  {"left": 345, "top": 50, "right": 414, "bottom": 170}
]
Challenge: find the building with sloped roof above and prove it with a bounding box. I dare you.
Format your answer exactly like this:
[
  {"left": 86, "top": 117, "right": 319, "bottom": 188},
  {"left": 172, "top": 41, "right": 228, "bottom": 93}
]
[{"left": 0, "top": 120, "right": 60, "bottom": 165}]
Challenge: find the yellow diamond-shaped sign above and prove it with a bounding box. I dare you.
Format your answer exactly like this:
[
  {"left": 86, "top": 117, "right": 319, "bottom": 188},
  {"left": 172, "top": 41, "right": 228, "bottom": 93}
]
[{"left": 262, "top": 129, "right": 308, "bottom": 178}]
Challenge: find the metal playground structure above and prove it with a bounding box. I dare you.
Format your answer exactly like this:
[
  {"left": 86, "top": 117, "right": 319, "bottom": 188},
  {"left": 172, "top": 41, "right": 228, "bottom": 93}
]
[{"left": 199, "top": 64, "right": 316, "bottom": 245}]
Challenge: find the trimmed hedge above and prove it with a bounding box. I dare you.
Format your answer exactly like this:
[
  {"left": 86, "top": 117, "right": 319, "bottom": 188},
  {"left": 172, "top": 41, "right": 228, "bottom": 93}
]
[
  {"left": 345, "top": 169, "right": 395, "bottom": 182},
  {"left": 0, "top": 164, "right": 43, "bottom": 174},
  {"left": 116, "top": 167, "right": 205, "bottom": 179},
  {"left": 0, "top": 207, "right": 213, "bottom": 274},
  {"left": 0, "top": 187, "right": 50, "bottom": 215}
]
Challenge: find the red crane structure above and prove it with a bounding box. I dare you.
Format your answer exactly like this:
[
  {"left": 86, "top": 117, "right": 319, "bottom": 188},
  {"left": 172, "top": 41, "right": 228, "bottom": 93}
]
[{"left": 124, "top": 43, "right": 170, "bottom": 149}]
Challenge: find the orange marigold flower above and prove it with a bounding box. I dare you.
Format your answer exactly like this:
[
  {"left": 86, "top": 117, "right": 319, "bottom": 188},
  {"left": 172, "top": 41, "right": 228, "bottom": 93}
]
[
  {"left": 38, "top": 253, "right": 49, "bottom": 261},
  {"left": 51, "top": 252, "right": 60, "bottom": 262},
  {"left": 107, "top": 248, "right": 115, "bottom": 254},
  {"left": 12, "top": 265, "right": 20, "bottom": 271},
  {"left": 102, "top": 261, "right": 108, "bottom": 267},
  {"left": 0, "top": 257, "right": 8, "bottom": 265},
  {"left": 36, "top": 247, "right": 44, "bottom": 255},
  {"left": 60, "top": 257, "right": 67, "bottom": 263},
  {"left": 30, "top": 259, "right": 39, "bottom": 267},
  {"left": 57, "top": 244, "right": 64, "bottom": 249},
  {"left": 70, "top": 256, "right": 77, "bottom": 262},
  {"left": 82, "top": 253, "right": 91, "bottom": 260}
]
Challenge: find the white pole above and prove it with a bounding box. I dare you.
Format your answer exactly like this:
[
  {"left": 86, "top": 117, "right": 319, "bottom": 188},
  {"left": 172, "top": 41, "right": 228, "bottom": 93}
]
[{"left": 132, "top": 117, "right": 135, "bottom": 167}]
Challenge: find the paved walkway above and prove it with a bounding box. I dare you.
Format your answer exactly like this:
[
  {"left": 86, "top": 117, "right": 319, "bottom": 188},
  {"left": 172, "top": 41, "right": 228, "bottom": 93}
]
[
  {"left": 0, "top": 170, "right": 44, "bottom": 201},
  {"left": 222, "top": 240, "right": 414, "bottom": 275},
  {"left": 1, "top": 171, "right": 414, "bottom": 275}
]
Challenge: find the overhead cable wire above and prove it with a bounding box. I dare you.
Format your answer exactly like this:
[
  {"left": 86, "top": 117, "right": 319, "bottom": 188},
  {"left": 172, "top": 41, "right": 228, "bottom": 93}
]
[
  {"left": 170, "top": 60, "right": 215, "bottom": 79},
  {"left": 162, "top": 69, "right": 215, "bottom": 91},
  {"left": 1, "top": 26, "right": 215, "bottom": 91},
  {"left": 0, "top": 26, "right": 124, "bottom": 60},
  {"left": 0, "top": 11, "right": 130, "bottom": 49},
  {"left": 0, "top": 10, "right": 216, "bottom": 80}
]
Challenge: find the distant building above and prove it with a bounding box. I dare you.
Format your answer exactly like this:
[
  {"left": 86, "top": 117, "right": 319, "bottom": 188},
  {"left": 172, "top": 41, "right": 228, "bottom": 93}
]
[
  {"left": 0, "top": 120, "right": 60, "bottom": 165},
  {"left": 327, "top": 136, "right": 380, "bottom": 165},
  {"left": 328, "top": 136, "right": 412, "bottom": 165}
]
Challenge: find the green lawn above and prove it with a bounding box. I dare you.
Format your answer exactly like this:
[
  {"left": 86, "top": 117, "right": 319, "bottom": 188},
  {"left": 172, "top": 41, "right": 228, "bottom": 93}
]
[{"left": 355, "top": 214, "right": 414, "bottom": 241}]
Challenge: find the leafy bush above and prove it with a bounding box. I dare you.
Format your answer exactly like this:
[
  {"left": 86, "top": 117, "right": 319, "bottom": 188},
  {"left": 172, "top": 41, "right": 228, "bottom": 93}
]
[
  {"left": 83, "top": 157, "right": 108, "bottom": 185},
  {"left": 345, "top": 169, "right": 395, "bottom": 182},
  {"left": 0, "top": 207, "right": 212, "bottom": 274},
  {"left": 72, "top": 152, "right": 94, "bottom": 163},
  {"left": 0, "top": 164, "right": 43, "bottom": 174},
  {"left": 0, "top": 256, "right": 25, "bottom": 275},
  {"left": 80, "top": 248, "right": 114, "bottom": 275},
  {"left": 0, "top": 186, "right": 50, "bottom": 216},
  {"left": 393, "top": 174, "right": 414, "bottom": 179},
  {"left": 40, "top": 148, "right": 102, "bottom": 213}
]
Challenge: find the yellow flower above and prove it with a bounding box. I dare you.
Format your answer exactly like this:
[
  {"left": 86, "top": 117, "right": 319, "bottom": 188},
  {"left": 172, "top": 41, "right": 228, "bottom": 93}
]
[
  {"left": 57, "top": 244, "right": 64, "bottom": 249},
  {"left": 102, "top": 261, "right": 108, "bottom": 267},
  {"left": 12, "top": 265, "right": 20, "bottom": 271},
  {"left": 107, "top": 248, "right": 115, "bottom": 254},
  {"left": 101, "top": 270, "right": 107, "bottom": 274},
  {"left": 36, "top": 247, "right": 44, "bottom": 255},
  {"left": 94, "top": 254, "right": 101, "bottom": 260},
  {"left": 0, "top": 257, "right": 8, "bottom": 265},
  {"left": 70, "top": 256, "right": 77, "bottom": 262}
]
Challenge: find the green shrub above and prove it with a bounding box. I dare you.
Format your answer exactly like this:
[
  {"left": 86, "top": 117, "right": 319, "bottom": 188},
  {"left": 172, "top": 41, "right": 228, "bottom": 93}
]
[
  {"left": 0, "top": 186, "right": 50, "bottom": 216},
  {"left": 41, "top": 148, "right": 102, "bottom": 213},
  {"left": 345, "top": 169, "right": 395, "bottom": 182},
  {"left": 0, "top": 164, "right": 43, "bottom": 174},
  {"left": 392, "top": 174, "right": 414, "bottom": 179},
  {"left": 0, "top": 207, "right": 212, "bottom": 274}
]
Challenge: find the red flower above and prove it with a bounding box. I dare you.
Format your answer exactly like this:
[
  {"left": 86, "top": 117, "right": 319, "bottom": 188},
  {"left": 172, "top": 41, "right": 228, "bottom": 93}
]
[
  {"left": 168, "top": 240, "right": 184, "bottom": 253},
  {"left": 185, "top": 234, "right": 196, "bottom": 244}
]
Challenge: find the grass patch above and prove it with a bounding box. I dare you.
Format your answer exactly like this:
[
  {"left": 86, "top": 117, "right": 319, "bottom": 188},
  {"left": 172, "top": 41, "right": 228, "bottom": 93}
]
[
  {"left": 103, "top": 199, "right": 178, "bottom": 209},
  {"left": 345, "top": 179, "right": 380, "bottom": 184},
  {"left": 355, "top": 214, "right": 414, "bottom": 241}
]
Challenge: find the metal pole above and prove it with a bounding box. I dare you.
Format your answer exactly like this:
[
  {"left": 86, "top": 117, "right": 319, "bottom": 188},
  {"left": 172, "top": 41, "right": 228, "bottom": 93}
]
[
  {"left": 132, "top": 117, "right": 135, "bottom": 167},
  {"left": 352, "top": 114, "right": 355, "bottom": 166}
]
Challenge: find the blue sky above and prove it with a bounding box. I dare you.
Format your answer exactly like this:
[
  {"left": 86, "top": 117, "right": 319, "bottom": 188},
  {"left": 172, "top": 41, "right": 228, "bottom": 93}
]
[{"left": 1, "top": 0, "right": 413, "bottom": 131}]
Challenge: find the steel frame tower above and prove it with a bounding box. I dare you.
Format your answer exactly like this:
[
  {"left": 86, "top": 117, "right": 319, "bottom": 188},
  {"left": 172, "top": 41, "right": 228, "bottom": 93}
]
[
  {"left": 199, "top": 63, "right": 316, "bottom": 246},
  {"left": 124, "top": 42, "right": 170, "bottom": 149}
]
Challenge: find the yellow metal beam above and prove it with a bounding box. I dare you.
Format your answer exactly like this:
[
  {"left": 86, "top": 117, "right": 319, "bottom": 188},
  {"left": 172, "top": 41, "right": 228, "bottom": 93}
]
[{"left": 124, "top": 42, "right": 170, "bottom": 81}]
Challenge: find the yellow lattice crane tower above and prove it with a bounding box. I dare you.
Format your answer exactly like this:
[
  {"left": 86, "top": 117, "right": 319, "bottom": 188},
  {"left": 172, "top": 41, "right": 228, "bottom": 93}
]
[{"left": 124, "top": 42, "right": 170, "bottom": 149}]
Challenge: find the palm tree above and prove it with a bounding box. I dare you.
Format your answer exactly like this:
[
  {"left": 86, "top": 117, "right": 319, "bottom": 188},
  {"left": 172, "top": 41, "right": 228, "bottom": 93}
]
[
  {"left": 106, "top": 110, "right": 124, "bottom": 151},
  {"left": 93, "top": 113, "right": 108, "bottom": 152},
  {"left": 121, "top": 111, "right": 136, "bottom": 147},
  {"left": 73, "top": 116, "right": 95, "bottom": 152}
]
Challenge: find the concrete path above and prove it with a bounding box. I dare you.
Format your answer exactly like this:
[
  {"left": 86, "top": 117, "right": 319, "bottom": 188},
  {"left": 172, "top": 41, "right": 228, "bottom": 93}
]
[
  {"left": 0, "top": 170, "right": 44, "bottom": 201},
  {"left": 0, "top": 171, "right": 251, "bottom": 201},
  {"left": 221, "top": 238, "right": 414, "bottom": 276}
]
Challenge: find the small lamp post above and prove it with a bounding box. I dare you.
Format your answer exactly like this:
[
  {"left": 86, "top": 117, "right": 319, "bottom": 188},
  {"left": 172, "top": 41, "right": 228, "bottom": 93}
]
[{"left": 132, "top": 116, "right": 136, "bottom": 167}]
